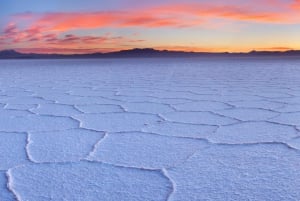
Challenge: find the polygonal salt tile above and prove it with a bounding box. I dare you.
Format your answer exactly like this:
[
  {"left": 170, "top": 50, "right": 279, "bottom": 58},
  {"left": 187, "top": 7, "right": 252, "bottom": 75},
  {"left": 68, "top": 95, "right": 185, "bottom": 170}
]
[
  {"left": 150, "top": 97, "right": 195, "bottom": 105},
  {"left": 173, "top": 101, "right": 231, "bottom": 112},
  {"left": 3, "top": 96, "right": 52, "bottom": 104},
  {"left": 149, "top": 91, "right": 202, "bottom": 99},
  {"left": 121, "top": 102, "right": 174, "bottom": 114},
  {"left": 255, "top": 92, "right": 292, "bottom": 99},
  {"left": 274, "top": 104, "right": 300, "bottom": 113},
  {"left": 0, "top": 108, "right": 31, "bottom": 118},
  {"left": 211, "top": 94, "right": 262, "bottom": 102},
  {"left": 229, "top": 100, "right": 284, "bottom": 110},
  {"left": 275, "top": 97, "right": 300, "bottom": 105},
  {"left": 0, "top": 132, "right": 29, "bottom": 170},
  {"left": 113, "top": 95, "right": 156, "bottom": 103},
  {"left": 116, "top": 89, "right": 154, "bottom": 97},
  {"left": 53, "top": 95, "right": 121, "bottom": 105},
  {"left": 88, "top": 132, "right": 207, "bottom": 169},
  {"left": 161, "top": 111, "right": 237, "bottom": 126},
  {"left": 168, "top": 144, "right": 300, "bottom": 201},
  {"left": 270, "top": 112, "right": 300, "bottom": 126},
  {"left": 32, "top": 90, "right": 69, "bottom": 101},
  {"left": 5, "top": 104, "right": 37, "bottom": 111},
  {"left": 216, "top": 108, "right": 278, "bottom": 121},
  {"left": 0, "top": 90, "right": 33, "bottom": 97},
  {"left": 30, "top": 103, "right": 82, "bottom": 116},
  {"left": 0, "top": 115, "right": 78, "bottom": 132},
  {"left": 74, "top": 113, "right": 160, "bottom": 132},
  {"left": 209, "top": 122, "right": 298, "bottom": 144},
  {"left": 286, "top": 138, "right": 300, "bottom": 150},
  {"left": 68, "top": 89, "right": 116, "bottom": 97},
  {"left": 28, "top": 129, "right": 104, "bottom": 162},
  {"left": 0, "top": 171, "right": 15, "bottom": 201},
  {"left": 8, "top": 162, "right": 171, "bottom": 201},
  {"left": 75, "top": 104, "right": 123, "bottom": 113},
  {"left": 142, "top": 121, "right": 216, "bottom": 139}
]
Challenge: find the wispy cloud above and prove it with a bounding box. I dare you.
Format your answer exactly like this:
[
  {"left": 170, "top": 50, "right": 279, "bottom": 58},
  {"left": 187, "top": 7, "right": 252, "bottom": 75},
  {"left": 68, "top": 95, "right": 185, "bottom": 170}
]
[
  {"left": 1, "top": 0, "right": 299, "bottom": 53},
  {"left": 291, "top": 0, "right": 300, "bottom": 10},
  {"left": 10, "top": 1, "right": 300, "bottom": 33},
  {"left": 14, "top": 47, "right": 119, "bottom": 54}
]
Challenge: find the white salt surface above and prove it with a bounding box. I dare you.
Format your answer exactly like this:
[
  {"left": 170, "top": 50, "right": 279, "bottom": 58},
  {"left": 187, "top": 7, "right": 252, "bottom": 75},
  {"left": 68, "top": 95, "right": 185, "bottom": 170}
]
[{"left": 0, "top": 57, "right": 300, "bottom": 201}]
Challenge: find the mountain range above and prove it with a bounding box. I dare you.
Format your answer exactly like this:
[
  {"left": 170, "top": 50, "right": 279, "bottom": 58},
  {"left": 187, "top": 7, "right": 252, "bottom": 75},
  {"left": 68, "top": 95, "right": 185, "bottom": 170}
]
[{"left": 1, "top": 48, "right": 300, "bottom": 59}]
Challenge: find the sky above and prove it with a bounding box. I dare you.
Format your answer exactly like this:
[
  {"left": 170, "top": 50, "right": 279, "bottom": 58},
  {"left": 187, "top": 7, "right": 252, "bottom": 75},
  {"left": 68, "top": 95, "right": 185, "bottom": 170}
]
[{"left": 1, "top": 0, "right": 300, "bottom": 54}]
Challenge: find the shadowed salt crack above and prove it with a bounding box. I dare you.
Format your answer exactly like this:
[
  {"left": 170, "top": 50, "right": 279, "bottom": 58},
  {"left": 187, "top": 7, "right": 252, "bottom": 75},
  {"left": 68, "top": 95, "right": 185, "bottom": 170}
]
[
  {"left": 87, "top": 132, "right": 109, "bottom": 158},
  {"left": 74, "top": 103, "right": 126, "bottom": 113},
  {"left": 25, "top": 133, "right": 36, "bottom": 163},
  {"left": 6, "top": 170, "right": 21, "bottom": 201},
  {"left": 161, "top": 169, "right": 176, "bottom": 201}
]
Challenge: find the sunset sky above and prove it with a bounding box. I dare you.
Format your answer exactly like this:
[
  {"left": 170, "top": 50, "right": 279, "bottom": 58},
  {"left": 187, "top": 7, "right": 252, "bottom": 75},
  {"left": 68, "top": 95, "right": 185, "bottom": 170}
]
[{"left": 1, "top": 0, "right": 300, "bottom": 54}]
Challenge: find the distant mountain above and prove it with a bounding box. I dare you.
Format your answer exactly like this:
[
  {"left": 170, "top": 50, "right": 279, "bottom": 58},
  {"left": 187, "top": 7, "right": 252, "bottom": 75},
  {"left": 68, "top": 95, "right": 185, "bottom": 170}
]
[
  {"left": 248, "top": 50, "right": 300, "bottom": 56},
  {"left": 1, "top": 48, "right": 300, "bottom": 59},
  {"left": 0, "top": 50, "right": 24, "bottom": 58}
]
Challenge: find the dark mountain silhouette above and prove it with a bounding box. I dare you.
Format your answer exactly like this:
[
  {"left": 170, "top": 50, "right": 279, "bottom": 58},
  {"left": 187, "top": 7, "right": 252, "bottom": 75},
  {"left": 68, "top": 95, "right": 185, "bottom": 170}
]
[
  {"left": 0, "top": 48, "right": 300, "bottom": 59},
  {"left": 0, "top": 50, "right": 24, "bottom": 58}
]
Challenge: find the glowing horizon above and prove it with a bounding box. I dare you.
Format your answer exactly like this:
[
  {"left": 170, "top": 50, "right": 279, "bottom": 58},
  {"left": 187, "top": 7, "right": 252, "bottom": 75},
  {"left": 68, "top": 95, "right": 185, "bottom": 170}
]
[{"left": 1, "top": 0, "right": 300, "bottom": 54}]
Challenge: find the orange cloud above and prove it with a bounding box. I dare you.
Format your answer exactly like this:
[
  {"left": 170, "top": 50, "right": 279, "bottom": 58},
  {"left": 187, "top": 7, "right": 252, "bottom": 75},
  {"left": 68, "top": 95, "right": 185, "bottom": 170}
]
[
  {"left": 0, "top": 22, "right": 146, "bottom": 54},
  {"left": 154, "top": 2, "right": 298, "bottom": 23},
  {"left": 23, "top": 11, "right": 198, "bottom": 32},
  {"left": 8, "top": 1, "right": 298, "bottom": 36},
  {"left": 291, "top": 0, "right": 300, "bottom": 10},
  {"left": 256, "top": 47, "right": 294, "bottom": 51},
  {"left": 2, "top": 1, "right": 300, "bottom": 54},
  {"left": 14, "top": 47, "right": 120, "bottom": 54},
  {"left": 155, "top": 45, "right": 218, "bottom": 53}
]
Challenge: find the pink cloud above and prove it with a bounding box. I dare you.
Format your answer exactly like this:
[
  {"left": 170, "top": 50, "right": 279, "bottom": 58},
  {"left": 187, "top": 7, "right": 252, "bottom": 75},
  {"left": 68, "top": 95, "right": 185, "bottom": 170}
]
[
  {"left": 14, "top": 47, "right": 119, "bottom": 54},
  {"left": 291, "top": 0, "right": 300, "bottom": 10},
  {"left": 3, "top": 23, "right": 18, "bottom": 35},
  {"left": 6, "top": 1, "right": 298, "bottom": 38},
  {"left": 1, "top": 0, "right": 299, "bottom": 54}
]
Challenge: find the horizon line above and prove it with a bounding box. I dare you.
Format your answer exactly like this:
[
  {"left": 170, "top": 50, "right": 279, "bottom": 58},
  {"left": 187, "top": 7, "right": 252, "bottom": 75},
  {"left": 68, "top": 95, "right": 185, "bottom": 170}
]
[{"left": 1, "top": 48, "right": 299, "bottom": 56}]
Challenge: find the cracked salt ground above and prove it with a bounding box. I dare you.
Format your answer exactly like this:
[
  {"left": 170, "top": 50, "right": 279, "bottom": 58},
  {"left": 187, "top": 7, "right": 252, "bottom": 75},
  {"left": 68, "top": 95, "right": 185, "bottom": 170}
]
[
  {"left": 0, "top": 115, "right": 78, "bottom": 132},
  {"left": 75, "top": 104, "right": 124, "bottom": 113},
  {"left": 1, "top": 57, "right": 300, "bottom": 200},
  {"left": 173, "top": 100, "right": 232, "bottom": 112},
  {"left": 74, "top": 113, "right": 161, "bottom": 132},
  {"left": 142, "top": 121, "right": 217, "bottom": 139},
  {"left": 270, "top": 112, "right": 300, "bottom": 127},
  {"left": 286, "top": 138, "right": 300, "bottom": 150},
  {"left": 215, "top": 108, "right": 280, "bottom": 121},
  {"left": 30, "top": 103, "right": 83, "bottom": 116},
  {"left": 0, "top": 132, "right": 28, "bottom": 170},
  {"left": 275, "top": 104, "right": 300, "bottom": 112},
  {"left": 208, "top": 121, "right": 299, "bottom": 144},
  {"left": 228, "top": 100, "right": 285, "bottom": 110},
  {"left": 121, "top": 102, "right": 175, "bottom": 113},
  {"left": 167, "top": 143, "right": 300, "bottom": 201},
  {"left": 161, "top": 111, "right": 238, "bottom": 125},
  {"left": 8, "top": 162, "right": 172, "bottom": 201},
  {"left": 5, "top": 104, "right": 38, "bottom": 111},
  {"left": 87, "top": 132, "right": 208, "bottom": 169},
  {"left": 27, "top": 129, "right": 105, "bottom": 163}
]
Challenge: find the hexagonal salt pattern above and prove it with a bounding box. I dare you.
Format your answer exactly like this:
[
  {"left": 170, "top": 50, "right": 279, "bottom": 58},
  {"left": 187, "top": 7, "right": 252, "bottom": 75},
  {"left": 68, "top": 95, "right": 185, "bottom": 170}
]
[{"left": 1, "top": 58, "right": 300, "bottom": 201}]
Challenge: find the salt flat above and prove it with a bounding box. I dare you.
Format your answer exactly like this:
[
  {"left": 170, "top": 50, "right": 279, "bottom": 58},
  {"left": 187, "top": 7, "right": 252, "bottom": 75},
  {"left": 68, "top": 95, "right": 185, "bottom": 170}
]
[{"left": 0, "top": 57, "right": 300, "bottom": 201}]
